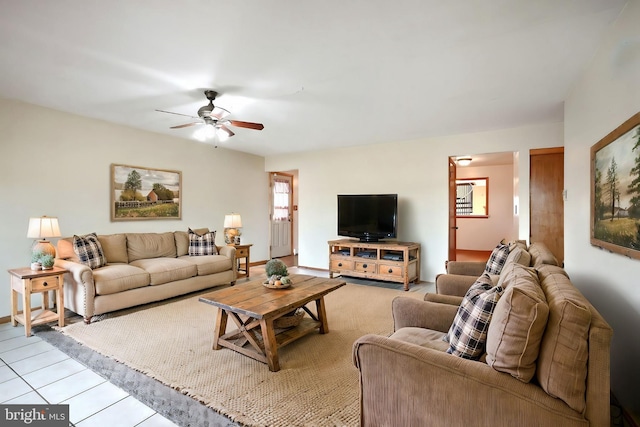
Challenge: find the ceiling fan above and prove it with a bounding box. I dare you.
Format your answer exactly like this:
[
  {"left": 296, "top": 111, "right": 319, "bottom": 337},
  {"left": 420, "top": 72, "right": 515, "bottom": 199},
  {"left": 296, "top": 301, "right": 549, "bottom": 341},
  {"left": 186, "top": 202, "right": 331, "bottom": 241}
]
[{"left": 156, "top": 90, "right": 264, "bottom": 140}]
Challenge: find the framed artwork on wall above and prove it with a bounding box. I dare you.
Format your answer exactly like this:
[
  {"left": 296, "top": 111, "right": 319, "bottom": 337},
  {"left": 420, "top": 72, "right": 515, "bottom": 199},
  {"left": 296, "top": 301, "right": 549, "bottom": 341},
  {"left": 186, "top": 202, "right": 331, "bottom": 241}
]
[
  {"left": 111, "top": 163, "right": 182, "bottom": 221},
  {"left": 590, "top": 112, "right": 640, "bottom": 259}
]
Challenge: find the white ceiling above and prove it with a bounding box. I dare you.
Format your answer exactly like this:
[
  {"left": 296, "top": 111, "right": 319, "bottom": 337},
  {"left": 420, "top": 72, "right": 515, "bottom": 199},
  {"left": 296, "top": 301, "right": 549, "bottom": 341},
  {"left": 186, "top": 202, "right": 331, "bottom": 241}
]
[{"left": 0, "top": 1, "right": 627, "bottom": 157}]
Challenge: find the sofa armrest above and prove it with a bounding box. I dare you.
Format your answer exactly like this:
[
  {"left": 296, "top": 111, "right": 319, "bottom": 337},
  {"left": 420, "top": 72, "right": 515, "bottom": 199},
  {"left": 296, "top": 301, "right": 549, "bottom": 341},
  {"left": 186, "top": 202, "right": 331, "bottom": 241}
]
[
  {"left": 424, "top": 292, "right": 463, "bottom": 306},
  {"left": 446, "top": 260, "right": 486, "bottom": 276},
  {"left": 435, "top": 273, "right": 478, "bottom": 297},
  {"left": 353, "top": 334, "right": 579, "bottom": 427},
  {"left": 392, "top": 297, "right": 458, "bottom": 333},
  {"left": 217, "top": 245, "right": 236, "bottom": 260},
  {"left": 54, "top": 258, "right": 96, "bottom": 322}
]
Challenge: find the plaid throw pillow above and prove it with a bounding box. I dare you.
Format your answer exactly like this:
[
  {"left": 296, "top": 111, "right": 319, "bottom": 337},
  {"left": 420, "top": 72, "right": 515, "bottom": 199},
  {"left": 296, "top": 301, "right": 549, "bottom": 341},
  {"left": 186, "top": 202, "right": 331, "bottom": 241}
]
[
  {"left": 446, "top": 274, "right": 503, "bottom": 359},
  {"left": 73, "top": 233, "right": 107, "bottom": 269},
  {"left": 485, "top": 243, "right": 510, "bottom": 274},
  {"left": 188, "top": 228, "right": 218, "bottom": 256}
]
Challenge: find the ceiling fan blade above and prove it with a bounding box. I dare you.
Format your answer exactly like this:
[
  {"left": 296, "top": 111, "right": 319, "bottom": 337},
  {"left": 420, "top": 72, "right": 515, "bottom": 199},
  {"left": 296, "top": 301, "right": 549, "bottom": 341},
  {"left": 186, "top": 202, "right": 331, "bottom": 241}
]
[
  {"left": 229, "top": 120, "right": 264, "bottom": 130},
  {"left": 211, "top": 106, "right": 231, "bottom": 120},
  {"left": 156, "top": 109, "right": 199, "bottom": 120},
  {"left": 170, "top": 122, "right": 201, "bottom": 129},
  {"left": 219, "top": 124, "right": 235, "bottom": 137}
]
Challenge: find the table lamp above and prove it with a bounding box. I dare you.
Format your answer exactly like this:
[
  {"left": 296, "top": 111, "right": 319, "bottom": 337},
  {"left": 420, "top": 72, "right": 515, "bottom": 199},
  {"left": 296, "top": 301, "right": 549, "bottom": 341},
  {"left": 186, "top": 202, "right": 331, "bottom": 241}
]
[
  {"left": 27, "top": 216, "right": 61, "bottom": 257},
  {"left": 224, "top": 213, "right": 242, "bottom": 244}
]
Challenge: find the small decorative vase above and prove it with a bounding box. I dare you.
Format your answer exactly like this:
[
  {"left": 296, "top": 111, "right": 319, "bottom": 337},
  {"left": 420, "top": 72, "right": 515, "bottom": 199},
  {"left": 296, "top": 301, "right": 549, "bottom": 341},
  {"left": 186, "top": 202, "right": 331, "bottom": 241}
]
[{"left": 30, "top": 262, "right": 42, "bottom": 271}]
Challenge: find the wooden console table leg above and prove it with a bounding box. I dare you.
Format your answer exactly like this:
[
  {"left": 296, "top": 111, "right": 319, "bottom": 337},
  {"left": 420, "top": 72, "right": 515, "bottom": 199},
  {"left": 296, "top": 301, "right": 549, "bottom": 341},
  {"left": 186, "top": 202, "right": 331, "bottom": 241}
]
[
  {"left": 316, "top": 297, "right": 329, "bottom": 334},
  {"left": 56, "top": 288, "right": 65, "bottom": 328},
  {"left": 22, "top": 288, "right": 32, "bottom": 337},
  {"left": 213, "top": 308, "right": 228, "bottom": 350},
  {"left": 260, "top": 318, "right": 280, "bottom": 372},
  {"left": 10, "top": 289, "right": 17, "bottom": 327}
]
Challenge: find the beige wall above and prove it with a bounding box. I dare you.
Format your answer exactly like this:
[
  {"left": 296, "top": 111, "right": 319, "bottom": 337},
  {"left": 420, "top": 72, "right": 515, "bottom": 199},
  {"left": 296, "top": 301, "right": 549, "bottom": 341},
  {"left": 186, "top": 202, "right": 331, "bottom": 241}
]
[
  {"left": 0, "top": 98, "right": 270, "bottom": 318},
  {"left": 265, "top": 122, "right": 563, "bottom": 282},
  {"left": 564, "top": 0, "right": 640, "bottom": 413}
]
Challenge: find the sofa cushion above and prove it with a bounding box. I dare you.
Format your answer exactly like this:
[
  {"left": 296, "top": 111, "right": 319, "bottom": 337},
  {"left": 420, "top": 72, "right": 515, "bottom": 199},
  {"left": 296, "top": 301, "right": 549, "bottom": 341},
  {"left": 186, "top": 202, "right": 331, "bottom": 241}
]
[
  {"left": 188, "top": 228, "right": 218, "bottom": 256},
  {"left": 536, "top": 269, "right": 591, "bottom": 413},
  {"left": 496, "top": 263, "right": 538, "bottom": 290},
  {"left": 175, "top": 228, "right": 210, "bottom": 257},
  {"left": 486, "top": 269, "right": 549, "bottom": 383},
  {"left": 445, "top": 274, "right": 503, "bottom": 360},
  {"left": 126, "top": 232, "right": 177, "bottom": 262},
  {"left": 503, "top": 246, "right": 531, "bottom": 270},
  {"left": 390, "top": 327, "right": 450, "bottom": 352},
  {"left": 507, "top": 239, "right": 527, "bottom": 252},
  {"left": 73, "top": 233, "right": 107, "bottom": 269},
  {"left": 97, "top": 234, "right": 128, "bottom": 264},
  {"left": 179, "top": 254, "right": 232, "bottom": 276},
  {"left": 484, "top": 243, "right": 510, "bottom": 274},
  {"left": 528, "top": 242, "right": 559, "bottom": 268},
  {"left": 129, "top": 257, "right": 197, "bottom": 286},
  {"left": 93, "top": 264, "right": 150, "bottom": 295}
]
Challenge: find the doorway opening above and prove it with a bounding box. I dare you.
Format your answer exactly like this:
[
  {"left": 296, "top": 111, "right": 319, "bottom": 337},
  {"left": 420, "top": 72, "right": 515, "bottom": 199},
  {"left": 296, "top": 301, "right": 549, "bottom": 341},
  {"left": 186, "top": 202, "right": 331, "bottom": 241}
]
[
  {"left": 269, "top": 171, "right": 298, "bottom": 266},
  {"left": 448, "top": 152, "right": 517, "bottom": 262}
]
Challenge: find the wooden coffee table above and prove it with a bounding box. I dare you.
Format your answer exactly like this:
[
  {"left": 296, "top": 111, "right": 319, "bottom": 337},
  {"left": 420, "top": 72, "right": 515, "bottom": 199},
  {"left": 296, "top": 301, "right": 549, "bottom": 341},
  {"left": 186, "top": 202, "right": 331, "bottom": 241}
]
[{"left": 199, "top": 274, "right": 346, "bottom": 371}]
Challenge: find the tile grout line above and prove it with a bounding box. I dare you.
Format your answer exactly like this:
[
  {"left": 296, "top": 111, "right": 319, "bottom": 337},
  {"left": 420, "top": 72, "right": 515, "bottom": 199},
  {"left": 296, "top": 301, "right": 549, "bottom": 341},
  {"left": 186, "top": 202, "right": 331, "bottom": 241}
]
[
  {"left": 0, "top": 332, "right": 163, "bottom": 426},
  {"left": 0, "top": 355, "right": 53, "bottom": 405}
]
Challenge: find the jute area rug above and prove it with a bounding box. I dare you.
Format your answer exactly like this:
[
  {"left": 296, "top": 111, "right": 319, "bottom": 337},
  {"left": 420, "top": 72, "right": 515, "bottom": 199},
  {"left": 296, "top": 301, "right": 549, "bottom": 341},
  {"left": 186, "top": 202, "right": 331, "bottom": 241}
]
[{"left": 57, "top": 283, "right": 423, "bottom": 427}]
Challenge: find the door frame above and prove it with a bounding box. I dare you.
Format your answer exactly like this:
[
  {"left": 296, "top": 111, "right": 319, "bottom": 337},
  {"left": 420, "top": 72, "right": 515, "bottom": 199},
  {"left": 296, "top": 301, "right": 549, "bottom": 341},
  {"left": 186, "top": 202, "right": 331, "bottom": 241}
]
[
  {"left": 269, "top": 171, "right": 295, "bottom": 259},
  {"left": 448, "top": 157, "right": 457, "bottom": 261}
]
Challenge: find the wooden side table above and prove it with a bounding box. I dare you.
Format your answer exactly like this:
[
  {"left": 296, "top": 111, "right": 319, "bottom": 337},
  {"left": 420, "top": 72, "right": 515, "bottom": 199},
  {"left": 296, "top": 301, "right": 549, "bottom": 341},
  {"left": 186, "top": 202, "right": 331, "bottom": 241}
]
[
  {"left": 228, "top": 243, "right": 252, "bottom": 278},
  {"left": 9, "top": 266, "right": 67, "bottom": 336}
]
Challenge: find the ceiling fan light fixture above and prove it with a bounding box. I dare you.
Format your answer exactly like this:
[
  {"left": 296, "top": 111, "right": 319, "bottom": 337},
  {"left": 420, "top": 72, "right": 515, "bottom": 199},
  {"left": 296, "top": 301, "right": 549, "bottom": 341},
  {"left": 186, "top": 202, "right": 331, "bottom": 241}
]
[
  {"left": 193, "top": 123, "right": 216, "bottom": 142},
  {"left": 204, "top": 124, "right": 217, "bottom": 139},
  {"left": 217, "top": 127, "right": 230, "bottom": 142},
  {"left": 457, "top": 157, "right": 472, "bottom": 167}
]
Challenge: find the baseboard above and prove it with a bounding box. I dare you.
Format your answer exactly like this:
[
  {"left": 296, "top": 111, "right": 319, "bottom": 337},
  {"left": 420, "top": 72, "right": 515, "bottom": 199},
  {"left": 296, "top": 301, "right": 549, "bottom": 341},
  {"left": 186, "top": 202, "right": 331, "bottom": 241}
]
[{"left": 295, "top": 265, "right": 327, "bottom": 272}]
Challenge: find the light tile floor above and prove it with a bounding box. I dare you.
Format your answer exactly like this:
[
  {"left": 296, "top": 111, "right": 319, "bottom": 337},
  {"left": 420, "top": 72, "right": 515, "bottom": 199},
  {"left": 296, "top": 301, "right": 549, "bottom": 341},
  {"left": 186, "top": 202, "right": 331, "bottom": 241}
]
[{"left": 0, "top": 322, "right": 178, "bottom": 427}]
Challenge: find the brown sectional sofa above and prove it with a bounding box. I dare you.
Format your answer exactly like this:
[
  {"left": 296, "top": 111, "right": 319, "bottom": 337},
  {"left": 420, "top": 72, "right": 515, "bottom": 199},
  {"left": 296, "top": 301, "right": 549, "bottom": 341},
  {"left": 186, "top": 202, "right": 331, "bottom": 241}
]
[
  {"left": 54, "top": 230, "right": 236, "bottom": 323},
  {"left": 353, "top": 242, "right": 613, "bottom": 427}
]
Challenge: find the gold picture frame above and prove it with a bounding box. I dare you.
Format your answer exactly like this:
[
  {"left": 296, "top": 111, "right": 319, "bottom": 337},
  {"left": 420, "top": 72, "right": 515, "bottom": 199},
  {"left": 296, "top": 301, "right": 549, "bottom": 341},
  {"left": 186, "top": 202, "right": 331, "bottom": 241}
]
[
  {"left": 110, "top": 163, "right": 182, "bottom": 221},
  {"left": 590, "top": 112, "right": 640, "bottom": 259}
]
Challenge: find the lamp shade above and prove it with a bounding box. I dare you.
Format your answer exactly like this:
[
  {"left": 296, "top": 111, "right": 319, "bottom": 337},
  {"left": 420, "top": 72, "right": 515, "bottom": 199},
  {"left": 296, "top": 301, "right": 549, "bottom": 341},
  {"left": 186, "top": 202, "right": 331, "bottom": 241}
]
[
  {"left": 27, "top": 216, "right": 61, "bottom": 239},
  {"left": 224, "top": 214, "right": 242, "bottom": 228}
]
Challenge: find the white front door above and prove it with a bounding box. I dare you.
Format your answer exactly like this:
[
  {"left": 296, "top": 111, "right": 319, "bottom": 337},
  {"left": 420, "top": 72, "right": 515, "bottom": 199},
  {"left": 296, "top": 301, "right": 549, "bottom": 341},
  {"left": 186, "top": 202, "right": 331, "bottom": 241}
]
[{"left": 270, "top": 173, "right": 293, "bottom": 258}]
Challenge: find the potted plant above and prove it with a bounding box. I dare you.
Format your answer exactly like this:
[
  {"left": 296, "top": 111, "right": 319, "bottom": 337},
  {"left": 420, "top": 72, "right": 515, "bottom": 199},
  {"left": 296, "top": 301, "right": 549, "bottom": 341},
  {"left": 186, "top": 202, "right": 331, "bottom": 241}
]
[
  {"left": 30, "top": 250, "right": 43, "bottom": 270},
  {"left": 40, "top": 254, "right": 55, "bottom": 270},
  {"left": 264, "top": 259, "right": 292, "bottom": 288}
]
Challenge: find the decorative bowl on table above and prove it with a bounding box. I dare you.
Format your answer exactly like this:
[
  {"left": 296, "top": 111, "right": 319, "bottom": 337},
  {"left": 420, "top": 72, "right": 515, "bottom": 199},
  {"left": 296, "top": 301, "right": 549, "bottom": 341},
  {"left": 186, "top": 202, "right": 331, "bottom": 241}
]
[{"left": 263, "top": 274, "right": 292, "bottom": 289}]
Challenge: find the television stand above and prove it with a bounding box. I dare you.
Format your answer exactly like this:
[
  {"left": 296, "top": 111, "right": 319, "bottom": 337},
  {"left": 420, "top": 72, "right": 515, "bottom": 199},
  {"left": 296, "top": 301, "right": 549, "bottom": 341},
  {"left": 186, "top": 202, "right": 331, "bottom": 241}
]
[{"left": 328, "top": 239, "right": 421, "bottom": 291}]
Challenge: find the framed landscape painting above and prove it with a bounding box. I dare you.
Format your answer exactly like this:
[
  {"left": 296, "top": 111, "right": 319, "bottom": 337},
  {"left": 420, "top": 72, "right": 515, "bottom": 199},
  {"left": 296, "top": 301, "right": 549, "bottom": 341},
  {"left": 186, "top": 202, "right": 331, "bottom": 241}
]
[
  {"left": 591, "top": 112, "right": 640, "bottom": 259},
  {"left": 111, "top": 164, "right": 182, "bottom": 221}
]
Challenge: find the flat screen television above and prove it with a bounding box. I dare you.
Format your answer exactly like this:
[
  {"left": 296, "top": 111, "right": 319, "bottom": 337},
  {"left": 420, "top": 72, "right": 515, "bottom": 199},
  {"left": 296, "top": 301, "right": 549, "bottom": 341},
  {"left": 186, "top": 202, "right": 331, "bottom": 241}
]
[{"left": 337, "top": 194, "right": 398, "bottom": 242}]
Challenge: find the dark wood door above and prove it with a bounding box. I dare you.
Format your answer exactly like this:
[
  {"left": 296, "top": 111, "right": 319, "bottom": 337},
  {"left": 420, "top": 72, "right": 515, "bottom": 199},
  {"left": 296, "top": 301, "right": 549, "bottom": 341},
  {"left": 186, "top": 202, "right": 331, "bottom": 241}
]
[
  {"left": 530, "top": 148, "right": 564, "bottom": 263},
  {"left": 448, "top": 158, "right": 457, "bottom": 261}
]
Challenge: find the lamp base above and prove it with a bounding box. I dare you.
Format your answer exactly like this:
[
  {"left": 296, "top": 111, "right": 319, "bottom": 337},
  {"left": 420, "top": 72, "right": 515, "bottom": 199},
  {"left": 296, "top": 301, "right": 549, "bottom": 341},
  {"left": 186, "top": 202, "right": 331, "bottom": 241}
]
[
  {"left": 224, "top": 228, "right": 240, "bottom": 245},
  {"left": 32, "top": 240, "right": 56, "bottom": 258}
]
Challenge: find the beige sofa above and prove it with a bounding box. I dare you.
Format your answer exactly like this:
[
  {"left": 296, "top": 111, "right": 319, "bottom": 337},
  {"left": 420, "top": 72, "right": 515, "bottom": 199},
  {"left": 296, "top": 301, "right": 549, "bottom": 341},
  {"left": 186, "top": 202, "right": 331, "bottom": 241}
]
[
  {"left": 436, "top": 240, "right": 560, "bottom": 296},
  {"left": 353, "top": 242, "right": 613, "bottom": 426},
  {"left": 54, "top": 230, "right": 236, "bottom": 323}
]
